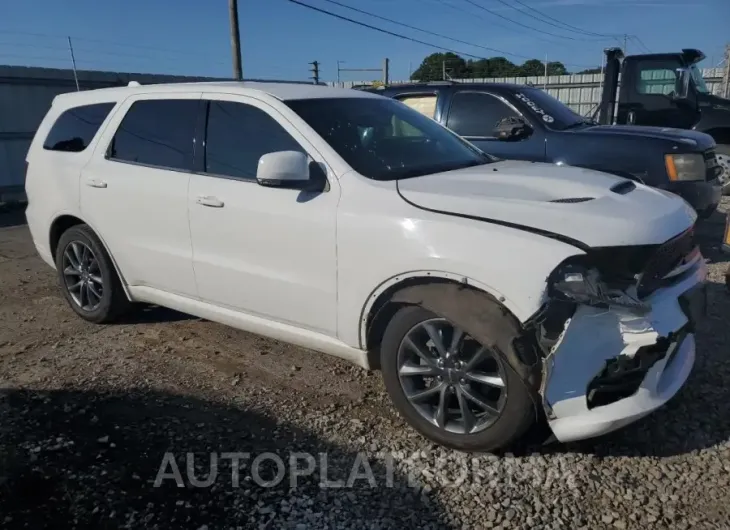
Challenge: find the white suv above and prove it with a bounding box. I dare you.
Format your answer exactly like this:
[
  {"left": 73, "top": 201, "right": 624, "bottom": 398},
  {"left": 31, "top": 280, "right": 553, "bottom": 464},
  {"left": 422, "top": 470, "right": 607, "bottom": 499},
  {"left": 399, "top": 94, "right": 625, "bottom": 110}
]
[{"left": 25, "top": 81, "right": 707, "bottom": 451}]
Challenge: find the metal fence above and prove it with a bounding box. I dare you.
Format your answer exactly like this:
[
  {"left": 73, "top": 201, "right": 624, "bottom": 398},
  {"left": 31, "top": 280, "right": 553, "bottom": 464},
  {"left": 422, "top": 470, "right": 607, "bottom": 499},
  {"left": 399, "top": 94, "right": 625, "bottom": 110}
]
[{"left": 328, "top": 68, "right": 726, "bottom": 117}]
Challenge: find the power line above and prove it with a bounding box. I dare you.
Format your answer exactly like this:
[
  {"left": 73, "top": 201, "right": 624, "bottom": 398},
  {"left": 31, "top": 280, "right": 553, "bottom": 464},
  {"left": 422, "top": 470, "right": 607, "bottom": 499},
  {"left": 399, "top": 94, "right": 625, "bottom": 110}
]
[
  {"left": 629, "top": 35, "right": 652, "bottom": 54},
  {"left": 316, "top": 0, "right": 532, "bottom": 59},
  {"left": 505, "top": 0, "right": 619, "bottom": 38},
  {"left": 459, "top": 0, "right": 603, "bottom": 41},
  {"left": 288, "top": 0, "right": 529, "bottom": 60},
  {"left": 0, "top": 28, "right": 219, "bottom": 60},
  {"left": 0, "top": 41, "right": 231, "bottom": 65},
  {"left": 288, "top": 0, "right": 595, "bottom": 68}
]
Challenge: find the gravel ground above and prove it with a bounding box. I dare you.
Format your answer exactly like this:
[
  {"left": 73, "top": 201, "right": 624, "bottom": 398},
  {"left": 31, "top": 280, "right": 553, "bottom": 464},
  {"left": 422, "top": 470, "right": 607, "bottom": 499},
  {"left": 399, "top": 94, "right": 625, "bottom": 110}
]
[{"left": 1, "top": 200, "right": 729, "bottom": 530}]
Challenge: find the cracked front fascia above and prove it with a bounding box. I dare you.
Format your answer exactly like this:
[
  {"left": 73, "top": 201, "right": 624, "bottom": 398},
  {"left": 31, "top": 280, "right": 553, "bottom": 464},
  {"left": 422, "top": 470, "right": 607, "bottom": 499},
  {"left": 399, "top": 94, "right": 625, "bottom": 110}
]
[
  {"left": 540, "top": 255, "right": 706, "bottom": 423},
  {"left": 542, "top": 305, "right": 665, "bottom": 420}
]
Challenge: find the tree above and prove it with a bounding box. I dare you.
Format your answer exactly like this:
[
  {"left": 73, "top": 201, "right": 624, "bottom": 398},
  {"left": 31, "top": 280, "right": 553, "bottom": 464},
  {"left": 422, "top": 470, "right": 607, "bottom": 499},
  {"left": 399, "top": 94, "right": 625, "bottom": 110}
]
[
  {"left": 519, "top": 59, "right": 545, "bottom": 76},
  {"left": 411, "top": 52, "right": 468, "bottom": 81},
  {"left": 469, "top": 57, "right": 520, "bottom": 78},
  {"left": 575, "top": 67, "right": 602, "bottom": 74}
]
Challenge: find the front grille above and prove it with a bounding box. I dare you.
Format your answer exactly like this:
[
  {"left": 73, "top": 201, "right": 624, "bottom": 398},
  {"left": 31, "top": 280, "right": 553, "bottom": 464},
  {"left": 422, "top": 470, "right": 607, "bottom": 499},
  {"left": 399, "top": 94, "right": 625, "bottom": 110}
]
[
  {"left": 704, "top": 149, "right": 722, "bottom": 181},
  {"left": 636, "top": 226, "right": 697, "bottom": 298}
]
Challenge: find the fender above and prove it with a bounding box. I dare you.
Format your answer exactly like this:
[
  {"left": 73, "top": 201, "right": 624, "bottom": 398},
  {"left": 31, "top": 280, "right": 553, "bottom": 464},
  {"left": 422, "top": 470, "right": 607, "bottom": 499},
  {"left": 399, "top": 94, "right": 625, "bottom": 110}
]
[
  {"left": 49, "top": 213, "right": 134, "bottom": 302},
  {"left": 358, "top": 270, "right": 529, "bottom": 351}
]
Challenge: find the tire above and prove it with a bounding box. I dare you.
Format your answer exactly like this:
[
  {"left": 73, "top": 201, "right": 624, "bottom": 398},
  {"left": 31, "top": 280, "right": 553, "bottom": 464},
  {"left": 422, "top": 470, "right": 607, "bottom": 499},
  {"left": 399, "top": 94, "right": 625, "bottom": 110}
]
[
  {"left": 380, "top": 305, "right": 535, "bottom": 452},
  {"left": 54, "top": 224, "right": 130, "bottom": 323}
]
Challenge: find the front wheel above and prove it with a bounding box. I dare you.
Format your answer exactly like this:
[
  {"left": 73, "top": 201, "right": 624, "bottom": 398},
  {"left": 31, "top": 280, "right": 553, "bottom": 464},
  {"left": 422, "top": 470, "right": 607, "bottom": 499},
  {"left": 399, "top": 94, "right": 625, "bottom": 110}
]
[{"left": 380, "top": 305, "right": 535, "bottom": 452}]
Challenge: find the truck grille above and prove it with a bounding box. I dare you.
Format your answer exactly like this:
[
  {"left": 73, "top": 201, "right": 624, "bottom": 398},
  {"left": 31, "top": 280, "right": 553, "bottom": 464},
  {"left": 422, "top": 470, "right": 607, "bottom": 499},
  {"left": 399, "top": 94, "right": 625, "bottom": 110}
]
[
  {"left": 636, "top": 226, "right": 697, "bottom": 298},
  {"left": 704, "top": 149, "right": 723, "bottom": 181}
]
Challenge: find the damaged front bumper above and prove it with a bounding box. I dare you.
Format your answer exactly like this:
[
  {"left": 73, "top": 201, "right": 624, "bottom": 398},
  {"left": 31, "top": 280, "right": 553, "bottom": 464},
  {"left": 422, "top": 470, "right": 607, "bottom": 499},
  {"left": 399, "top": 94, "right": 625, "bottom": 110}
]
[{"left": 542, "top": 258, "right": 707, "bottom": 443}]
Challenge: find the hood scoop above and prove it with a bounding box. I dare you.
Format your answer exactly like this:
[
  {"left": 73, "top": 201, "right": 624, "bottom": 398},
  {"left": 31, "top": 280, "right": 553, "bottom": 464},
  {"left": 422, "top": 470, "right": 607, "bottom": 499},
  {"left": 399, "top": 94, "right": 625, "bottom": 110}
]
[{"left": 611, "top": 181, "right": 636, "bottom": 195}]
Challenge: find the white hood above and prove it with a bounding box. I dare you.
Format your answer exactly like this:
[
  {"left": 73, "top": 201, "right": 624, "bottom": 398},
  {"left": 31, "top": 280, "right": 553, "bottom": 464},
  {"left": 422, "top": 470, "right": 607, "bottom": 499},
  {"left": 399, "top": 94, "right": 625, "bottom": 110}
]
[{"left": 397, "top": 161, "right": 696, "bottom": 247}]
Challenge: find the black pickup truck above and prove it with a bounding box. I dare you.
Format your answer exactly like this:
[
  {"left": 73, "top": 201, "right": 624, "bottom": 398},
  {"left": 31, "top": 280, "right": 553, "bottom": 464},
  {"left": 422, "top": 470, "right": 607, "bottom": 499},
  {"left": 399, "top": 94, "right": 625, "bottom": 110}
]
[
  {"left": 598, "top": 47, "right": 730, "bottom": 192},
  {"left": 368, "top": 81, "right": 723, "bottom": 217}
]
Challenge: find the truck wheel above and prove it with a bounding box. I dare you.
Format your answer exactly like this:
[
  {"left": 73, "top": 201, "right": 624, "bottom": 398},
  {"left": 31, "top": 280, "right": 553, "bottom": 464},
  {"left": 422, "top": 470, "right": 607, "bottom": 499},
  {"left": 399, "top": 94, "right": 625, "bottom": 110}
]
[
  {"left": 716, "top": 145, "right": 730, "bottom": 195},
  {"left": 380, "top": 305, "right": 535, "bottom": 452},
  {"left": 55, "top": 224, "right": 130, "bottom": 324}
]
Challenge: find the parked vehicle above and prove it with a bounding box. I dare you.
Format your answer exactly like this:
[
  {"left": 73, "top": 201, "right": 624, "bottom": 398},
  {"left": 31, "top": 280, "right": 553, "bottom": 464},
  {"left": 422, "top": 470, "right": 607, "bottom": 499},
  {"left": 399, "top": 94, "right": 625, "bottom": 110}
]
[
  {"left": 368, "top": 81, "right": 723, "bottom": 217},
  {"left": 597, "top": 48, "right": 730, "bottom": 195},
  {"left": 26, "top": 82, "right": 707, "bottom": 452}
]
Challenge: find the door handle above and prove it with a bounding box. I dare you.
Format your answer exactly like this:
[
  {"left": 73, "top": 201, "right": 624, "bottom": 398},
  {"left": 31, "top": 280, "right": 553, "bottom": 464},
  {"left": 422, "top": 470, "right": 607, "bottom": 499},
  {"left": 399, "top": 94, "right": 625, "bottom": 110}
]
[
  {"left": 627, "top": 110, "right": 636, "bottom": 125},
  {"left": 196, "top": 196, "right": 224, "bottom": 208},
  {"left": 86, "top": 179, "right": 107, "bottom": 189}
]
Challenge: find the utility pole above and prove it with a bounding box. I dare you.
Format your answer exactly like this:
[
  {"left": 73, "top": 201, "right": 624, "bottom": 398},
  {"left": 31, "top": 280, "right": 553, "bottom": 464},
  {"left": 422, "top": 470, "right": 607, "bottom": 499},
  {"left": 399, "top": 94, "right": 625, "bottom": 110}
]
[
  {"left": 67, "top": 36, "right": 80, "bottom": 91},
  {"left": 383, "top": 58, "right": 390, "bottom": 85},
  {"left": 229, "top": 0, "right": 242, "bottom": 80},
  {"left": 623, "top": 34, "right": 628, "bottom": 54},
  {"left": 337, "top": 60, "right": 344, "bottom": 84},
  {"left": 722, "top": 44, "right": 730, "bottom": 98},
  {"left": 442, "top": 60, "right": 447, "bottom": 81},
  {"left": 544, "top": 53, "right": 548, "bottom": 90},
  {"left": 310, "top": 61, "right": 320, "bottom": 84}
]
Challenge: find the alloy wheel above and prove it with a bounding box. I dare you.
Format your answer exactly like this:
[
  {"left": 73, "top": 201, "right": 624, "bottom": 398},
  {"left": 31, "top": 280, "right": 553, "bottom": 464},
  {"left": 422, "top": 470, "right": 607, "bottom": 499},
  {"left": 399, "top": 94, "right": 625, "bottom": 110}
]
[
  {"left": 396, "top": 318, "right": 507, "bottom": 435},
  {"left": 62, "top": 241, "right": 104, "bottom": 312}
]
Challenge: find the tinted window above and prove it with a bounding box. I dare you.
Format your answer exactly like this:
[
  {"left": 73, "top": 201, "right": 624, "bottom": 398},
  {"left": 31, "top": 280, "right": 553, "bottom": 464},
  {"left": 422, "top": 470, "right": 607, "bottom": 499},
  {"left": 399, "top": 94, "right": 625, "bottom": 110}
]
[
  {"left": 635, "top": 60, "right": 678, "bottom": 95},
  {"left": 286, "top": 97, "right": 490, "bottom": 181},
  {"left": 43, "top": 103, "right": 115, "bottom": 152},
  {"left": 204, "top": 101, "right": 304, "bottom": 180},
  {"left": 108, "top": 99, "right": 198, "bottom": 170},
  {"left": 446, "top": 92, "right": 519, "bottom": 137}
]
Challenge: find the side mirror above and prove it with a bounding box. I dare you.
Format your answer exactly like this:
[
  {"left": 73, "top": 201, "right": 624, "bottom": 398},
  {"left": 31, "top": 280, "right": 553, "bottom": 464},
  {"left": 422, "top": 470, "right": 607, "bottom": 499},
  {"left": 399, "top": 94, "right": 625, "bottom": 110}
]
[
  {"left": 493, "top": 117, "right": 531, "bottom": 141},
  {"left": 672, "top": 68, "right": 691, "bottom": 100},
  {"left": 256, "top": 151, "right": 310, "bottom": 188}
]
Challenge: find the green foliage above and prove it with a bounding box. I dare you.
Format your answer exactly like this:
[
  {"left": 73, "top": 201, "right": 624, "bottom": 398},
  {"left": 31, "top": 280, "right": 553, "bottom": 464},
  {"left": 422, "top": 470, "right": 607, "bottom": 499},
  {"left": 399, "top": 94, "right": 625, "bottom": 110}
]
[{"left": 410, "top": 53, "right": 571, "bottom": 81}]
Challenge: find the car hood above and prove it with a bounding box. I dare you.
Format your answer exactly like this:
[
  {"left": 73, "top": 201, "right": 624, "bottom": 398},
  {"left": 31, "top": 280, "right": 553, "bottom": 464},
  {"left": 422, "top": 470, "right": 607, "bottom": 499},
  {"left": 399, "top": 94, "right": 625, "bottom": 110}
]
[
  {"left": 397, "top": 161, "right": 696, "bottom": 248},
  {"left": 579, "top": 124, "right": 715, "bottom": 150}
]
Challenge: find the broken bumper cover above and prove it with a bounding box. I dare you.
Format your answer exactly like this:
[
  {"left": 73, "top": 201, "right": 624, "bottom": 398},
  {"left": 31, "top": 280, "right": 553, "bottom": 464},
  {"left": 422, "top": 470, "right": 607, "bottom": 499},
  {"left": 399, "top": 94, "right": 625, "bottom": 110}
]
[{"left": 543, "top": 259, "right": 706, "bottom": 443}]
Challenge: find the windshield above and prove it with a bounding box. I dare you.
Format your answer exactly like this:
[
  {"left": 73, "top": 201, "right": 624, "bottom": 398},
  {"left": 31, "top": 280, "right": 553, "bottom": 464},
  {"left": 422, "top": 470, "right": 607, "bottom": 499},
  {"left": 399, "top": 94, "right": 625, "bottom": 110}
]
[
  {"left": 689, "top": 64, "right": 709, "bottom": 94},
  {"left": 511, "top": 88, "right": 587, "bottom": 130},
  {"left": 285, "top": 97, "right": 490, "bottom": 180}
]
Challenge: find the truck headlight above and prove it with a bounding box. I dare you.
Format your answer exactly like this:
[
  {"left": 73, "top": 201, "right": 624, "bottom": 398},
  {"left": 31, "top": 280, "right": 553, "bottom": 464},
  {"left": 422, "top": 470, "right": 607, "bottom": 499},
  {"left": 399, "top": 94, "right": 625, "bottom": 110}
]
[
  {"left": 549, "top": 264, "right": 649, "bottom": 312},
  {"left": 665, "top": 153, "right": 705, "bottom": 182}
]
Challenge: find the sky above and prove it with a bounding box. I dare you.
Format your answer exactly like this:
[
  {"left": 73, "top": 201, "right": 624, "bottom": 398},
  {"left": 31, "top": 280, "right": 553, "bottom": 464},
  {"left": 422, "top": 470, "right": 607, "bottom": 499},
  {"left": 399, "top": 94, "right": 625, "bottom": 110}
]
[{"left": 1, "top": 0, "right": 728, "bottom": 82}]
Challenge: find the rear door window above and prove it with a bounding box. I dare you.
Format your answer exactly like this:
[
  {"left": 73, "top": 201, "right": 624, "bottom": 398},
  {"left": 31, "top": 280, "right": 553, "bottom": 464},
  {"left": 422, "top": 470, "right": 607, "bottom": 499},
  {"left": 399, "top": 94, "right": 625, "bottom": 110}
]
[
  {"left": 446, "top": 92, "right": 519, "bottom": 137},
  {"left": 43, "top": 103, "right": 115, "bottom": 152},
  {"left": 107, "top": 99, "right": 198, "bottom": 171}
]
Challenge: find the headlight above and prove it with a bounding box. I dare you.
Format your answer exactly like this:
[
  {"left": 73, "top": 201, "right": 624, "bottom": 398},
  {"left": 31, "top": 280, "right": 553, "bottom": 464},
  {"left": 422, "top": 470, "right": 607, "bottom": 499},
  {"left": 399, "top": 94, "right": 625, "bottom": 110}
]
[
  {"left": 549, "top": 264, "right": 649, "bottom": 312},
  {"left": 664, "top": 153, "right": 705, "bottom": 182}
]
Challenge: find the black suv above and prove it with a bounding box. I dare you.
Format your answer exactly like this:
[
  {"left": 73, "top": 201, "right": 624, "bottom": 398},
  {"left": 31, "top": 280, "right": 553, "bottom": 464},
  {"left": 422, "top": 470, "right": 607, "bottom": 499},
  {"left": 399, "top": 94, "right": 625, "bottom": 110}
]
[{"left": 368, "top": 82, "right": 722, "bottom": 217}]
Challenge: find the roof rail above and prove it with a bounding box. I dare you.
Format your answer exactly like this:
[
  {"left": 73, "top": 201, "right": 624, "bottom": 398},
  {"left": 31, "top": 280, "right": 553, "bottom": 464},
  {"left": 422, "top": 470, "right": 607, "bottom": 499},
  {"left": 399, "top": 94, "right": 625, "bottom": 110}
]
[{"left": 237, "top": 78, "right": 327, "bottom": 86}]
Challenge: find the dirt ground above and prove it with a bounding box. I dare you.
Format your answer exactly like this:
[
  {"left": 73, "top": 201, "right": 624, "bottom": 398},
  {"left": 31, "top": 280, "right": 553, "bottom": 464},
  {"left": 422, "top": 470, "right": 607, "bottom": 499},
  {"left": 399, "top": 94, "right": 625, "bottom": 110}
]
[{"left": 1, "top": 200, "right": 729, "bottom": 530}]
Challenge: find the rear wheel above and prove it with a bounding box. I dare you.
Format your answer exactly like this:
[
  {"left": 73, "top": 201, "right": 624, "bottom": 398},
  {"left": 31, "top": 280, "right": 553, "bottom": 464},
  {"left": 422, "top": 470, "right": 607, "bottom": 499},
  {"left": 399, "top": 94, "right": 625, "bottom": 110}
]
[
  {"left": 380, "top": 305, "right": 535, "bottom": 452},
  {"left": 55, "top": 224, "right": 130, "bottom": 323}
]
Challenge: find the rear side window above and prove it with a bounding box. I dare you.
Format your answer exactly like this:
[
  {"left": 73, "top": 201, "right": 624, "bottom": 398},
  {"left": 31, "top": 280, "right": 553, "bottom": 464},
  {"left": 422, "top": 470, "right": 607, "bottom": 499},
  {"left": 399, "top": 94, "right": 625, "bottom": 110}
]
[
  {"left": 204, "top": 100, "right": 304, "bottom": 180},
  {"left": 108, "top": 99, "right": 198, "bottom": 171},
  {"left": 43, "top": 103, "right": 115, "bottom": 152}
]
